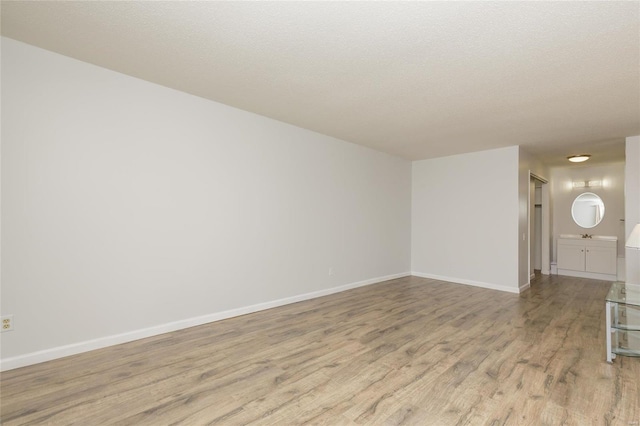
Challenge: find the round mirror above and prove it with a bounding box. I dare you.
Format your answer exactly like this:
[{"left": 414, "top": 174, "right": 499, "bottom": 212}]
[{"left": 571, "top": 192, "right": 605, "bottom": 228}]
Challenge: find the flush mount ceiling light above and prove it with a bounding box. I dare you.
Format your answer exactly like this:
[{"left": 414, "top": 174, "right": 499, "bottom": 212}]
[{"left": 567, "top": 154, "right": 591, "bottom": 163}]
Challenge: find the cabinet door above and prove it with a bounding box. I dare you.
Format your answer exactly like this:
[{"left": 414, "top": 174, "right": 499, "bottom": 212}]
[
  {"left": 585, "top": 246, "right": 617, "bottom": 274},
  {"left": 558, "top": 244, "right": 585, "bottom": 271}
]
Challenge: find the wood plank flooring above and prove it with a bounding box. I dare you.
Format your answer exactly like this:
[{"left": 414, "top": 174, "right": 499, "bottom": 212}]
[{"left": 1, "top": 274, "right": 639, "bottom": 425}]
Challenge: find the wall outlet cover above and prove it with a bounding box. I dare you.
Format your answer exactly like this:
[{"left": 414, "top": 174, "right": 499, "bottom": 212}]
[{"left": 1, "top": 315, "right": 14, "bottom": 332}]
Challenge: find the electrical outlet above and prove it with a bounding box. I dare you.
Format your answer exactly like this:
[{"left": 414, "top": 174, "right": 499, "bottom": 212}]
[
  {"left": 1, "top": 315, "right": 14, "bottom": 332},
  {"left": 328, "top": 267, "right": 334, "bottom": 276}
]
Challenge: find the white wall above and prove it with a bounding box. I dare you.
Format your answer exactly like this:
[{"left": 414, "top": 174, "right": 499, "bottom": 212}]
[
  {"left": 0, "top": 38, "right": 412, "bottom": 369},
  {"left": 550, "top": 163, "right": 626, "bottom": 261},
  {"left": 626, "top": 135, "right": 640, "bottom": 284},
  {"left": 411, "top": 146, "right": 520, "bottom": 293}
]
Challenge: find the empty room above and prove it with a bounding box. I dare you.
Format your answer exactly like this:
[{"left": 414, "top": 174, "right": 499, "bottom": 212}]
[{"left": 1, "top": 1, "right": 640, "bottom": 425}]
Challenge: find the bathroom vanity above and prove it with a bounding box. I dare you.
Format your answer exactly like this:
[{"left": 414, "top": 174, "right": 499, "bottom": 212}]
[
  {"left": 557, "top": 235, "right": 617, "bottom": 280},
  {"left": 556, "top": 191, "right": 619, "bottom": 280}
]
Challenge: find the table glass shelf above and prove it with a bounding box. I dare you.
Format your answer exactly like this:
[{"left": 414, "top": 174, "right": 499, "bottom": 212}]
[{"left": 606, "top": 282, "right": 640, "bottom": 362}]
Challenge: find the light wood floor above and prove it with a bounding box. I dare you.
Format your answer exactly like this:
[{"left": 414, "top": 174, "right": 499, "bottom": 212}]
[{"left": 1, "top": 275, "right": 639, "bottom": 425}]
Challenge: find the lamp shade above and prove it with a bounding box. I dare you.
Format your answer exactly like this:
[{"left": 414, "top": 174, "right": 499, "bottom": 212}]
[{"left": 626, "top": 224, "right": 640, "bottom": 249}]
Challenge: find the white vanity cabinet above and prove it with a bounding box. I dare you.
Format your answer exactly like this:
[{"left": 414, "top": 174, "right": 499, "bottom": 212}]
[{"left": 557, "top": 237, "right": 617, "bottom": 280}]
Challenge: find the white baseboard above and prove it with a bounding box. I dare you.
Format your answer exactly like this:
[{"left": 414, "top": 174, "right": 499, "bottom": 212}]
[
  {"left": 556, "top": 269, "right": 617, "bottom": 282},
  {"left": 0, "top": 271, "right": 410, "bottom": 372},
  {"left": 411, "top": 271, "right": 520, "bottom": 294},
  {"left": 519, "top": 282, "right": 531, "bottom": 293}
]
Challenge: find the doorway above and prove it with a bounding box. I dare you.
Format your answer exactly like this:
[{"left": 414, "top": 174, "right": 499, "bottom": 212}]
[{"left": 529, "top": 174, "right": 549, "bottom": 283}]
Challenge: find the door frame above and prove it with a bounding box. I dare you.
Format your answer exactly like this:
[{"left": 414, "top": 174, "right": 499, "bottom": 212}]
[{"left": 529, "top": 173, "right": 550, "bottom": 280}]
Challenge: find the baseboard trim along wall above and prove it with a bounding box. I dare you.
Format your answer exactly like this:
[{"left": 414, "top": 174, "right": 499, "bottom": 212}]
[
  {"left": 411, "top": 271, "right": 521, "bottom": 294},
  {"left": 0, "top": 272, "right": 410, "bottom": 371}
]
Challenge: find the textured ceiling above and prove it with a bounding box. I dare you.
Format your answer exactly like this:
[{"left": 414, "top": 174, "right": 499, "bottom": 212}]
[{"left": 2, "top": 1, "right": 639, "bottom": 165}]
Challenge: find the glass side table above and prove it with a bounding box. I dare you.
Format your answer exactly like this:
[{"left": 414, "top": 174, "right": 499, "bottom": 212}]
[{"left": 606, "top": 282, "right": 640, "bottom": 363}]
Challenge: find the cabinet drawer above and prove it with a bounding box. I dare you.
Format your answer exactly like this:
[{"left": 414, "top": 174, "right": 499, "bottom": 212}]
[
  {"left": 585, "top": 246, "right": 617, "bottom": 274},
  {"left": 557, "top": 244, "right": 585, "bottom": 271},
  {"left": 558, "top": 239, "right": 587, "bottom": 247}
]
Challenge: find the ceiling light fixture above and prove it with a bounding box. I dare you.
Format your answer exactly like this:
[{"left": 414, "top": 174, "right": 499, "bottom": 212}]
[{"left": 567, "top": 154, "right": 591, "bottom": 163}]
